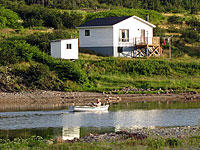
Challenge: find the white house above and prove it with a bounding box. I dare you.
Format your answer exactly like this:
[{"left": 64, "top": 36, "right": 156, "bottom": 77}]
[
  {"left": 77, "top": 16, "right": 160, "bottom": 57},
  {"left": 50, "top": 39, "right": 78, "bottom": 59}
]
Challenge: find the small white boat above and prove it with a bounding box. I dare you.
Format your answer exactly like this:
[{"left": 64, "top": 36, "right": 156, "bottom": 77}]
[{"left": 68, "top": 105, "right": 109, "bottom": 112}]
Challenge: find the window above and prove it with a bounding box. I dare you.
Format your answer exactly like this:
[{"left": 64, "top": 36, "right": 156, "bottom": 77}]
[
  {"left": 141, "top": 29, "right": 145, "bottom": 37},
  {"left": 66, "top": 44, "right": 72, "bottom": 49},
  {"left": 119, "top": 29, "right": 129, "bottom": 42},
  {"left": 85, "top": 30, "right": 90, "bottom": 36},
  {"left": 118, "top": 47, "right": 123, "bottom": 53}
]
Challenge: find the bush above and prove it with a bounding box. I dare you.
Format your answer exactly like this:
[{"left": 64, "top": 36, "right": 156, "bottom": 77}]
[
  {"left": 167, "top": 25, "right": 179, "bottom": 33},
  {"left": 62, "top": 11, "right": 86, "bottom": 28},
  {"left": 0, "top": 40, "right": 88, "bottom": 85},
  {"left": 0, "top": 7, "right": 21, "bottom": 28},
  {"left": 181, "top": 29, "right": 200, "bottom": 43},
  {"left": 10, "top": 4, "right": 86, "bottom": 29},
  {"left": 0, "top": 40, "right": 35, "bottom": 65},
  {"left": 168, "top": 16, "right": 183, "bottom": 24},
  {"left": 165, "top": 138, "right": 182, "bottom": 147},
  {"left": 153, "top": 26, "right": 166, "bottom": 36},
  {"left": 85, "top": 9, "right": 165, "bottom": 24},
  {"left": 27, "top": 63, "right": 50, "bottom": 83},
  {"left": 25, "top": 30, "right": 77, "bottom": 54},
  {"left": 186, "top": 17, "right": 200, "bottom": 27},
  {"left": 147, "top": 138, "right": 165, "bottom": 149}
]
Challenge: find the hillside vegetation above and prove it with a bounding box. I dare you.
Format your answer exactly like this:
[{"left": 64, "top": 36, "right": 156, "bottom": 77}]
[
  {"left": 0, "top": 0, "right": 199, "bottom": 13},
  {"left": 0, "top": 1, "right": 199, "bottom": 93},
  {"left": 0, "top": 39, "right": 199, "bottom": 93}
]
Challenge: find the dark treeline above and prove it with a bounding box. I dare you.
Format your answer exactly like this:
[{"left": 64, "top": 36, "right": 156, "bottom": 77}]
[
  {"left": 0, "top": 0, "right": 199, "bottom": 13},
  {"left": 0, "top": 2, "right": 164, "bottom": 29}
]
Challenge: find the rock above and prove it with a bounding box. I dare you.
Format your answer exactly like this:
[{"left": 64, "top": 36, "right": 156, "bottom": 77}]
[
  {"left": 54, "top": 137, "right": 64, "bottom": 143},
  {"left": 178, "top": 134, "right": 185, "bottom": 139},
  {"left": 129, "top": 133, "right": 147, "bottom": 140},
  {"left": 116, "top": 131, "right": 129, "bottom": 135},
  {"left": 46, "top": 140, "right": 54, "bottom": 145}
]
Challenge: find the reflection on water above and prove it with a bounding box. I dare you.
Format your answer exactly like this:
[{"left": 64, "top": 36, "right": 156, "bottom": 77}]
[
  {"left": 0, "top": 126, "right": 115, "bottom": 140},
  {"left": 62, "top": 127, "right": 80, "bottom": 140},
  {"left": 0, "top": 101, "right": 200, "bottom": 140}
]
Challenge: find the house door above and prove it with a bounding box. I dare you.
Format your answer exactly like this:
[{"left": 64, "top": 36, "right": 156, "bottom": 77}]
[{"left": 141, "top": 29, "right": 145, "bottom": 44}]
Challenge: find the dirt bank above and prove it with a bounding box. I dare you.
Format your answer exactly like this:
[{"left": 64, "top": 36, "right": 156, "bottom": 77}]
[{"left": 0, "top": 90, "right": 200, "bottom": 111}]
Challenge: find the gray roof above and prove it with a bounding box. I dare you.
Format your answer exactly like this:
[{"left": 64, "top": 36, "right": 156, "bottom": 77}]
[{"left": 77, "top": 16, "right": 132, "bottom": 27}]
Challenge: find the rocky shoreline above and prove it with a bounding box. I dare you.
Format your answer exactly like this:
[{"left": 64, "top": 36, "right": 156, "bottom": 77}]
[
  {"left": 55, "top": 126, "right": 200, "bottom": 143},
  {"left": 0, "top": 90, "right": 200, "bottom": 111}
]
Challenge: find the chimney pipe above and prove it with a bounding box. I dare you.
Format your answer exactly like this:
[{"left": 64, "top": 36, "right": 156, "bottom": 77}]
[{"left": 146, "top": 14, "right": 149, "bottom": 22}]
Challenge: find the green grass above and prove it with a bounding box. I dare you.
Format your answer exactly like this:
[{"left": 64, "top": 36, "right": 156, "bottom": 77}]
[
  {"left": 110, "top": 101, "right": 200, "bottom": 111},
  {"left": 77, "top": 56, "right": 200, "bottom": 93},
  {"left": 0, "top": 136, "right": 200, "bottom": 150}
]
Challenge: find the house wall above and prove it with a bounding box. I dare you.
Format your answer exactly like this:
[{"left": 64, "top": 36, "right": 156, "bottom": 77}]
[
  {"left": 79, "top": 27, "right": 113, "bottom": 47},
  {"left": 79, "top": 27, "right": 114, "bottom": 56},
  {"left": 51, "top": 39, "right": 78, "bottom": 59},
  {"left": 51, "top": 41, "right": 61, "bottom": 58},
  {"left": 61, "top": 39, "right": 78, "bottom": 59},
  {"left": 113, "top": 17, "right": 154, "bottom": 57}
]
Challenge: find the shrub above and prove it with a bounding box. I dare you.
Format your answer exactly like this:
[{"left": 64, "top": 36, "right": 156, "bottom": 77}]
[
  {"left": 11, "top": 4, "right": 86, "bottom": 29},
  {"left": 168, "top": 16, "right": 183, "bottom": 24},
  {"left": 153, "top": 26, "right": 166, "bottom": 36},
  {"left": 25, "top": 30, "right": 78, "bottom": 54},
  {"left": 165, "top": 138, "right": 182, "bottom": 147},
  {"left": 168, "top": 25, "right": 179, "bottom": 33},
  {"left": 181, "top": 29, "right": 200, "bottom": 43},
  {"left": 0, "top": 40, "right": 88, "bottom": 85},
  {"left": 186, "top": 17, "right": 200, "bottom": 27},
  {"left": 0, "top": 40, "right": 35, "bottom": 65},
  {"left": 147, "top": 138, "right": 165, "bottom": 149},
  {"left": 85, "top": 9, "right": 164, "bottom": 24},
  {"left": 0, "top": 6, "right": 21, "bottom": 28},
  {"left": 27, "top": 63, "right": 50, "bottom": 83}
]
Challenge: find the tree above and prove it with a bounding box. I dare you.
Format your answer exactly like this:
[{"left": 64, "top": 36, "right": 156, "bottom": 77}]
[
  {"left": 181, "top": 29, "right": 200, "bottom": 44},
  {"left": 168, "top": 16, "right": 183, "bottom": 24},
  {"left": 0, "top": 7, "right": 21, "bottom": 28},
  {"left": 0, "top": 40, "right": 35, "bottom": 65}
]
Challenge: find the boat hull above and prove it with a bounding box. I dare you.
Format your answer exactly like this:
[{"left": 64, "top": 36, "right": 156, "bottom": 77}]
[{"left": 68, "top": 105, "right": 109, "bottom": 112}]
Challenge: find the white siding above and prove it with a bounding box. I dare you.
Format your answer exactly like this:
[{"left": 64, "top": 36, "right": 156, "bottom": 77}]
[
  {"left": 51, "top": 39, "right": 78, "bottom": 60},
  {"left": 51, "top": 41, "right": 61, "bottom": 58},
  {"left": 113, "top": 17, "right": 154, "bottom": 57},
  {"left": 113, "top": 17, "right": 154, "bottom": 47},
  {"left": 78, "top": 16, "right": 155, "bottom": 57},
  {"left": 79, "top": 27, "right": 113, "bottom": 47},
  {"left": 61, "top": 39, "right": 78, "bottom": 59}
]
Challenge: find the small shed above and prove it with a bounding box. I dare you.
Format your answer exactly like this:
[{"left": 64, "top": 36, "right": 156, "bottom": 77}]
[{"left": 50, "top": 39, "right": 78, "bottom": 60}]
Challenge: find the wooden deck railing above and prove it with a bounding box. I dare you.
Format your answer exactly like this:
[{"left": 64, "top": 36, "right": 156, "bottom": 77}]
[{"left": 135, "top": 37, "right": 160, "bottom": 45}]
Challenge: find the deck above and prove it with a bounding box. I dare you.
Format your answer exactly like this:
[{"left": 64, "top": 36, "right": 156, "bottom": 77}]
[
  {"left": 134, "top": 37, "right": 162, "bottom": 58},
  {"left": 117, "top": 37, "right": 162, "bottom": 58}
]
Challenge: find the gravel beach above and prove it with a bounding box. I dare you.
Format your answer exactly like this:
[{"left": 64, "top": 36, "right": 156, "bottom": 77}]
[
  {"left": 0, "top": 90, "right": 200, "bottom": 111},
  {"left": 55, "top": 126, "right": 200, "bottom": 143}
]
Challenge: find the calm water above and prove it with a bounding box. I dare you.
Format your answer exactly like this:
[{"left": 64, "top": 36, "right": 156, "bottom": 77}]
[{"left": 0, "top": 101, "right": 200, "bottom": 139}]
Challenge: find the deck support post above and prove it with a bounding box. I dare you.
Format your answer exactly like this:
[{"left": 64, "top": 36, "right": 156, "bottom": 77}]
[{"left": 134, "top": 37, "right": 161, "bottom": 58}]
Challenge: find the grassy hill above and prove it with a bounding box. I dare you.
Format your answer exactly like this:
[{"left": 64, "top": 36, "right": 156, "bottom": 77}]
[{"left": 0, "top": 4, "right": 199, "bottom": 93}]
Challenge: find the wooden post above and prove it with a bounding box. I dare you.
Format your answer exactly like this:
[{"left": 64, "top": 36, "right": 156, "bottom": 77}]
[
  {"left": 135, "top": 38, "right": 136, "bottom": 46},
  {"left": 169, "top": 37, "right": 171, "bottom": 60},
  {"left": 159, "top": 44, "right": 161, "bottom": 56},
  {"left": 147, "top": 45, "right": 149, "bottom": 58}
]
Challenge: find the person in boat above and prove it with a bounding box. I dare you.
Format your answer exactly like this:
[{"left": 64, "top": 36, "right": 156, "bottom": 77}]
[{"left": 93, "top": 99, "right": 102, "bottom": 107}]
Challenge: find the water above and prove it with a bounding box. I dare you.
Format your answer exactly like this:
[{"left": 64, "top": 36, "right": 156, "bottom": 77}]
[{"left": 0, "top": 101, "right": 200, "bottom": 139}]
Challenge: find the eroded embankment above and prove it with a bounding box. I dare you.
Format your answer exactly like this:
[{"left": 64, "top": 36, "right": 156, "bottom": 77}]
[{"left": 0, "top": 90, "right": 200, "bottom": 111}]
